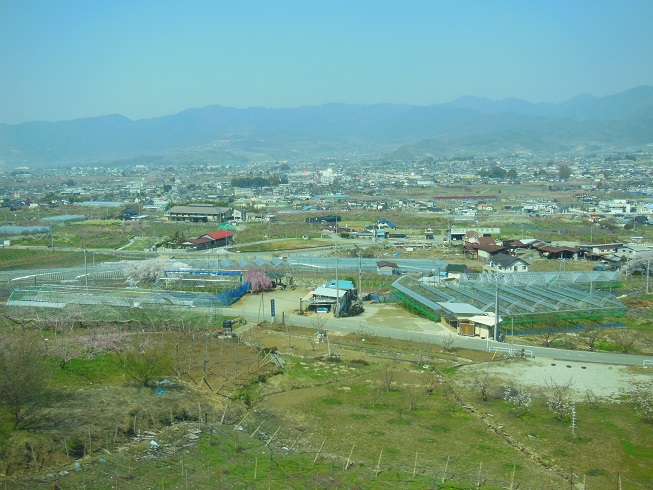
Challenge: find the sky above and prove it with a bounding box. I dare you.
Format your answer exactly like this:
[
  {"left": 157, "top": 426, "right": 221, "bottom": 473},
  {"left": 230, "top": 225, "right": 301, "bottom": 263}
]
[{"left": 1, "top": 0, "right": 652, "bottom": 124}]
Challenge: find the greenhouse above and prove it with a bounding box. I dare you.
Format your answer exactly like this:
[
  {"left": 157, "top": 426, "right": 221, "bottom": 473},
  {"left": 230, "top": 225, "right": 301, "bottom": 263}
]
[
  {"left": 0, "top": 225, "right": 50, "bottom": 236},
  {"left": 42, "top": 214, "right": 86, "bottom": 224},
  {"left": 1, "top": 254, "right": 296, "bottom": 323},
  {"left": 6, "top": 283, "right": 249, "bottom": 323},
  {"left": 392, "top": 272, "right": 626, "bottom": 327}
]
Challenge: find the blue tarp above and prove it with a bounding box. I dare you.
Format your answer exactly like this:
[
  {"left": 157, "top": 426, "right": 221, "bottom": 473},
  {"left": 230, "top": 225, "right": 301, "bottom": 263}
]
[{"left": 325, "top": 279, "right": 355, "bottom": 290}]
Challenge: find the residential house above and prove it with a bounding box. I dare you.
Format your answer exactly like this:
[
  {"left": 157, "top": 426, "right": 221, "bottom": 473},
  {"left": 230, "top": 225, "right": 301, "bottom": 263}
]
[{"left": 483, "top": 252, "right": 530, "bottom": 273}]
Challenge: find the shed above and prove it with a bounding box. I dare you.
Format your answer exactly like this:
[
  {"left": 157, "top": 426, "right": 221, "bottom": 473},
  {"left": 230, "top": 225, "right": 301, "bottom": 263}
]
[
  {"left": 436, "top": 302, "right": 487, "bottom": 332},
  {"left": 376, "top": 260, "right": 399, "bottom": 275}
]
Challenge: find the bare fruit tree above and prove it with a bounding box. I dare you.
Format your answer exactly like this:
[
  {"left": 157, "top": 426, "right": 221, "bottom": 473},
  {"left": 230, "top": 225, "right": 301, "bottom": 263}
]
[
  {"left": 310, "top": 313, "right": 329, "bottom": 332},
  {"left": 0, "top": 331, "right": 51, "bottom": 429},
  {"left": 579, "top": 328, "right": 603, "bottom": 351},
  {"left": 439, "top": 333, "right": 456, "bottom": 353},
  {"left": 471, "top": 366, "right": 493, "bottom": 402},
  {"left": 613, "top": 329, "right": 637, "bottom": 354},
  {"left": 381, "top": 362, "right": 396, "bottom": 392},
  {"left": 405, "top": 385, "right": 418, "bottom": 412}
]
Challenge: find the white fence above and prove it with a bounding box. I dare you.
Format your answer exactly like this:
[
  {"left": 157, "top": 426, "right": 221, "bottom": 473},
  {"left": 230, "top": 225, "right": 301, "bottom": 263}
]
[{"left": 489, "top": 346, "right": 534, "bottom": 358}]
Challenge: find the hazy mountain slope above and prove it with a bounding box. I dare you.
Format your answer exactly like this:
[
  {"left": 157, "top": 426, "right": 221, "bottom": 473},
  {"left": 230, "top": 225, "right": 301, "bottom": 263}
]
[{"left": 0, "top": 86, "right": 652, "bottom": 167}]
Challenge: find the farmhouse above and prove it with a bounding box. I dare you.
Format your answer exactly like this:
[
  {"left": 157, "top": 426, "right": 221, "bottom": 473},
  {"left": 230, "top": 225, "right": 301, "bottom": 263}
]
[
  {"left": 483, "top": 253, "right": 530, "bottom": 273},
  {"left": 376, "top": 260, "right": 400, "bottom": 275},
  {"left": 181, "top": 230, "right": 234, "bottom": 250},
  {"left": 167, "top": 205, "right": 245, "bottom": 223}
]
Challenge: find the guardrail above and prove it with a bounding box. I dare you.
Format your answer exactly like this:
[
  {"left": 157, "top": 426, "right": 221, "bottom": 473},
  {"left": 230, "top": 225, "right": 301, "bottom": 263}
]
[
  {"left": 643, "top": 360, "right": 653, "bottom": 367},
  {"left": 489, "top": 346, "right": 534, "bottom": 358}
]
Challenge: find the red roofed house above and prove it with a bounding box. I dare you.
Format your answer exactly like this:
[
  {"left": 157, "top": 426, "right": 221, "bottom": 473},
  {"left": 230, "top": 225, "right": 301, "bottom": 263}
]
[{"left": 182, "top": 230, "right": 234, "bottom": 250}]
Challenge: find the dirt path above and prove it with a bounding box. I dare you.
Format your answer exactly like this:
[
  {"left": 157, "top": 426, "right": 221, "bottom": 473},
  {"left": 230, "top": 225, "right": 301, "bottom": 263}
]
[{"left": 459, "top": 357, "right": 653, "bottom": 399}]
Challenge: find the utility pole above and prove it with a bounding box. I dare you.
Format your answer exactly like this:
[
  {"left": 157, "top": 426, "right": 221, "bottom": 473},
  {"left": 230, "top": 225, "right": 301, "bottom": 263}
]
[
  {"left": 84, "top": 245, "right": 88, "bottom": 289},
  {"left": 494, "top": 274, "right": 500, "bottom": 341},
  {"left": 511, "top": 316, "right": 514, "bottom": 351},
  {"left": 357, "top": 249, "right": 363, "bottom": 300},
  {"left": 334, "top": 255, "right": 340, "bottom": 317}
]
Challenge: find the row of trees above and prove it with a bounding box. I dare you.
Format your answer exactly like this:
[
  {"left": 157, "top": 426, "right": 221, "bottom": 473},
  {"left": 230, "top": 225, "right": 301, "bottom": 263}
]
[
  {"left": 470, "top": 367, "right": 653, "bottom": 425},
  {"left": 528, "top": 322, "right": 636, "bottom": 353},
  {"left": 478, "top": 165, "right": 518, "bottom": 180},
  {"left": 231, "top": 174, "right": 288, "bottom": 188},
  {"left": 477, "top": 162, "right": 576, "bottom": 181},
  {"left": 478, "top": 162, "right": 577, "bottom": 183}
]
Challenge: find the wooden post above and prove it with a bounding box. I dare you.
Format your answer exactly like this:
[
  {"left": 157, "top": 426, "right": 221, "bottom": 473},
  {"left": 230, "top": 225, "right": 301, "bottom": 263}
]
[
  {"left": 254, "top": 457, "right": 258, "bottom": 481},
  {"left": 476, "top": 461, "right": 482, "bottom": 489},
  {"left": 412, "top": 451, "right": 418, "bottom": 478},
  {"left": 250, "top": 421, "right": 264, "bottom": 439},
  {"left": 442, "top": 456, "right": 450, "bottom": 483},
  {"left": 314, "top": 437, "right": 326, "bottom": 463},
  {"left": 510, "top": 464, "right": 516, "bottom": 490},
  {"left": 266, "top": 427, "right": 280, "bottom": 447},
  {"left": 233, "top": 412, "right": 250, "bottom": 431},
  {"left": 30, "top": 446, "right": 39, "bottom": 472},
  {"left": 289, "top": 432, "right": 302, "bottom": 450},
  {"left": 220, "top": 402, "right": 229, "bottom": 425},
  {"left": 344, "top": 443, "right": 355, "bottom": 471},
  {"left": 374, "top": 449, "right": 382, "bottom": 476}
]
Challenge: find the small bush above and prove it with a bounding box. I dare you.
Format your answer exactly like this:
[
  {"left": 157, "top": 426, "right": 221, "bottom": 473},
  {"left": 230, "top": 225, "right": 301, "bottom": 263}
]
[{"left": 349, "top": 359, "right": 369, "bottom": 366}]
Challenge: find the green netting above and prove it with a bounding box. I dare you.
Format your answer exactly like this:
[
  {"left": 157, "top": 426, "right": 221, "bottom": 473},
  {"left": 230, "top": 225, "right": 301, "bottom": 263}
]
[{"left": 392, "top": 287, "right": 441, "bottom": 322}]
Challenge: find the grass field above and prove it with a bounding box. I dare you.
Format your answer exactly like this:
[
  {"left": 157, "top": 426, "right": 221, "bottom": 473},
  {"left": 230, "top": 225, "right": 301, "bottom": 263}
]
[
  {"left": 0, "top": 249, "right": 118, "bottom": 270},
  {"left": 233, "top": 238, "right": 332, "bottom": 253},
  {"left": 1, "top": 317, "right": 652, "bottom": 489}
]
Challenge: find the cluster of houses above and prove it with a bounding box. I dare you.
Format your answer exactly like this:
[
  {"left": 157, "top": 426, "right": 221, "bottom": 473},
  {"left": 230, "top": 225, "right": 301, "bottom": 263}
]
[{"left": 448, "top": 226, "right": 653, "bottom": 274}]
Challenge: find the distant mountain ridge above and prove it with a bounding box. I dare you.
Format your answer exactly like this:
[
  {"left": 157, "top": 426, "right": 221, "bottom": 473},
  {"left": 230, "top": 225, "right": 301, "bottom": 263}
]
[{"left": 1, "top": 86, "right": 652, "bottom": 168}]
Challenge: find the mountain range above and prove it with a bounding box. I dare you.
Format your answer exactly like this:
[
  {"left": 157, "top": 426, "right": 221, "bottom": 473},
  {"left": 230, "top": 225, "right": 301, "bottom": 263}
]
[{"left": 1, "top": 85, "right": 652, "bottom": 168}]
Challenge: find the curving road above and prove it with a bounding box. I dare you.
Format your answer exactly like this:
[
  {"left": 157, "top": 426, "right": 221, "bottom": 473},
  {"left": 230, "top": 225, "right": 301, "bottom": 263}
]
[{"left": 227, "top": 306, "right": 653, "bottom": 367}]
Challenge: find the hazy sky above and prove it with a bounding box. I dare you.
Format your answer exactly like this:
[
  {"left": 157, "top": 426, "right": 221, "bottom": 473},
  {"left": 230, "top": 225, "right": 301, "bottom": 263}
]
[{"left": 1, "top": 0, "right": 652, "bottom": 124}]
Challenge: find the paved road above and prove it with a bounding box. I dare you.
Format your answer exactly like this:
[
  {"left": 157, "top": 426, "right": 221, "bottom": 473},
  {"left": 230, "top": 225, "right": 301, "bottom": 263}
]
[{"left": 226, "top": 307, "right": 653, "bottom": 367}]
